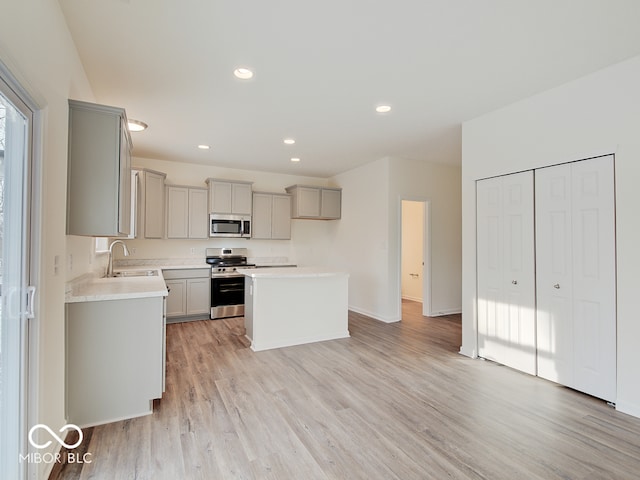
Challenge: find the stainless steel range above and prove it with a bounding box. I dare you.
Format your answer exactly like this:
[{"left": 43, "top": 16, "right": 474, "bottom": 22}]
[{"left": 206, "top": 248, "right": 255, "bottom": 319}]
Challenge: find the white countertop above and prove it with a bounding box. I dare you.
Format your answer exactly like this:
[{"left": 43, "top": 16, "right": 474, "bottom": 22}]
[
  {"left": 238, "top": 266, "right": 349, "bottom": 278},
  {"left": 65, "top": 268, "right": 168, "bottom": 303}
]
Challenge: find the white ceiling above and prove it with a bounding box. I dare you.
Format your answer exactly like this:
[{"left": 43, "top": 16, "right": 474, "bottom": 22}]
[{"left": 58, "top": 0, "right": 640, "bottom": 177}]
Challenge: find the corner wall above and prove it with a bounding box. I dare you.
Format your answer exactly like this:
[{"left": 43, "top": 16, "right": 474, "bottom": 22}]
[{"left": 462, "top": 55, "right": 640, "bottom": 418}]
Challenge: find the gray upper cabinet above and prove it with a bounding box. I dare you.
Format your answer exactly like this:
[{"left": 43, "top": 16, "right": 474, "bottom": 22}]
[
  {"left": 135, "top": 168, "right": 166, "bottom": 239},
  {"left": 67, "top": 99, "right": 132, "bottom": 236},
  {"left": 206, "top": 178, "right": 253, "bottom": 215},
  {"left": 285, "top": 185, "right": 342, "bottom": 220},
  {"left": 166, "top": 185, "right": 208, "bottom": 239},
  {"left": 252, "top": 192, "right": 291, "bottom": 240}
]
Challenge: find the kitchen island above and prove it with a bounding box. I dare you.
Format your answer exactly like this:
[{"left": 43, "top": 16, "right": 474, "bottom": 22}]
[{"left": 238, "top": 267, "right": 349, "bottom": 352}]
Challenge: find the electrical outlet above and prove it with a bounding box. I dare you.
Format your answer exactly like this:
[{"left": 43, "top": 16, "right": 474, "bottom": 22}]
[
  {"left": 54, "top": 255, "right": 60, "bottom": 276},
  {"left": 190, "top": 247, "right": 196, "bottom": 255},
  {"left": 68, "top": 253, "right": 73, "bottom": 272},
  {"left": 131, "top": 247, "right": 137, "bottom": 255}
]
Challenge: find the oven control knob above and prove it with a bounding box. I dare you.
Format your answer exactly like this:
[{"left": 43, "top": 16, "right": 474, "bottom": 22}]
[{"left": 232, "top": 267, "right": 237, "bottom": 271}]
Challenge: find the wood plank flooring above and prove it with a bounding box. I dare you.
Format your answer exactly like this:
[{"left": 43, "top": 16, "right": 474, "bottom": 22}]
[{"left": 52, "top": 301, "right": 640, "bottom": 479}]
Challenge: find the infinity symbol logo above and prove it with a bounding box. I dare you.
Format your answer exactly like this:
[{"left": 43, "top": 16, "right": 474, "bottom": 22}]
[{"left": 28, "top": 424, "right": 83, "bottom": 449}]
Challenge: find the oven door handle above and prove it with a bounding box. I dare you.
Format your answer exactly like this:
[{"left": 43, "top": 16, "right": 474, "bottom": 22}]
[{"left": 218, "top": 288, "right": 245, "bottom": 293}]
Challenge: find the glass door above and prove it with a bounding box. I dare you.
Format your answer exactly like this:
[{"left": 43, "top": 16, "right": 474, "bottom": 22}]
[{"left": 0, "top": 71, "right": 33, "bottom": 480}]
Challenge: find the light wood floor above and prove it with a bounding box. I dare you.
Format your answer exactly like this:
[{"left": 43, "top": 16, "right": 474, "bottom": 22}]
[{"left": 53, "top": 301, "right": 640, "bottom": 479}]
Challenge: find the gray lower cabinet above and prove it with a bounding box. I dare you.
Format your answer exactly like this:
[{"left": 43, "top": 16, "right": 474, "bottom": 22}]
[
  {"left": 65, "top": 296, "right": 164, "bottom": 427},
  {"left": 163, "top": 269, "right": 210, "bottom": 322}
]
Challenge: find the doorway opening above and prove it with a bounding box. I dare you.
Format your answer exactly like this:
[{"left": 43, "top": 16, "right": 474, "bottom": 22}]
[{"left": 400, "top": 199, "right": 431, "bottom": 317}]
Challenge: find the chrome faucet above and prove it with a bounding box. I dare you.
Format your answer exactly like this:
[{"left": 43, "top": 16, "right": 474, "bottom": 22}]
[{"left": 106, "top": 240, "right": 130, "bottom": 277}]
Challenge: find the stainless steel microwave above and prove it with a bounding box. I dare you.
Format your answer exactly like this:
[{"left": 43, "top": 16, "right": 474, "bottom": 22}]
[{"left": 209, "top": 214, "right": 251, "bottom": 238}]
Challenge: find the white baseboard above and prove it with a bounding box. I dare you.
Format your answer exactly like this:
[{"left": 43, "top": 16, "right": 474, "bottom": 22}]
[
  {"left": 458, "top": 345, "right": 477, "bottom": 358},
  {"left": 429, "top": 307, "right": 462, "bottom": 316},
  {"left": 348, "top": 305, "right": 400, "bottom": 323},
  {"left": 401, "top": 295, "right": 422, "bottom": 303}
]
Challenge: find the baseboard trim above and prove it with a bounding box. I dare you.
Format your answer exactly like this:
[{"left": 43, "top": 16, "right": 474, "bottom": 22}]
[
  {"left": 348, "top": 306, "right": 400, "bottom": 323},
  {"left": 429, "top": 307, "right": 462, "bottom": 317}
]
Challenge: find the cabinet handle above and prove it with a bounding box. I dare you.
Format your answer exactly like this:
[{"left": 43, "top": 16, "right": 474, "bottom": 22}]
[
  {"left": 554, "top": 283, "right": 560, "bottom": 289},
  {"left": 512, "top": 280, "right": 518, "bottom": 285}
]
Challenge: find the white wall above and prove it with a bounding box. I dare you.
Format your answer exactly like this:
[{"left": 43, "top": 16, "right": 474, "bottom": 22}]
[
  {"left": 0, "top": 1, "right": 95, "bottom": 477},
  {"left": 401, "top": 200, "right": 424, "bottom": 302},
  {"left": 331, "top": 157, "right": 461, "bottom": 322},
  {"left": 461, "top": 55, "right": 640, "bottom": 418},
  {"left": 389, "top": 157, "right": 462, "bottom": 317}
]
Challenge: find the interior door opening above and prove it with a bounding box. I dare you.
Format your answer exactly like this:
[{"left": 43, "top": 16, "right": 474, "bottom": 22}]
[{"left": 400, "top": 199, "right": 431, "bottom": 317}]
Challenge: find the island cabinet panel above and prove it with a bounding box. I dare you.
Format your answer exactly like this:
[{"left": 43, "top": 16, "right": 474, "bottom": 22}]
[
  {"left": 243, "top": 268, "right": 349, "bottom": 351},
  {"left": 207, "top": 178, "right": 253, "bottom": 215},
  {"left": 67, "top": 99, "right": 132, "bottom": 236},
  {"left": 66, "top": 297, "right": 164, "bottom": 427}
]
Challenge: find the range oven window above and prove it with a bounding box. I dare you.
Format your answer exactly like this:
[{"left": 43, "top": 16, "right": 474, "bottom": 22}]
[{"left": 211, "top": 276, "right": 245, "bottom": 307}]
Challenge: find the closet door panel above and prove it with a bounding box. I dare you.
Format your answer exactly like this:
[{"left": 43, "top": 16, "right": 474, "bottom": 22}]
[
  {"left": 477, "top": 178, "right": 504, "bottom": 363},
  {"left": 477, "top": 172, "right": 535, "bottom": 374},
  {"left": 535, "top": 164, "right": 573, "bottom": 384},
  {"left": 502, "top": 171, "right": 536, "bottom": 374},
  {"left": 571, "top": 156, "right": 616, "bottom": 402}
]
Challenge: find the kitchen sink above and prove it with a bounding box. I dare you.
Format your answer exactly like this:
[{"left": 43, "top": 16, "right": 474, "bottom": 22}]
[{"left": 112, "top": 269, "right": 158, "bottom": 277}]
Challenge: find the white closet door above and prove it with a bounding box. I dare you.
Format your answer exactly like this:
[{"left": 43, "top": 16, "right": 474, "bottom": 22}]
[
  {"left": 571, "top": 157, "right": 616, "bottom": 401},
  {"left": 477, "top": 171, "right": 536, "bottom": 374},
  {"left": 477, "top": 176, "right": 504, "bottom": 364},
  {"left": 536, "top": 156, "right": 616, "bottom": 402},
  {"left": 535, "top": 163, "right": 573, "bottom": 386}
]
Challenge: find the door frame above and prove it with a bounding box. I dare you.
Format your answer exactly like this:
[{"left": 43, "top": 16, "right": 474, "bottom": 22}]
[
  {"left": 397, "top": 196, "right": 432, "bottom": 318},
  {"left": 0, "top": 59, "right": 42, "bottom": 480}
]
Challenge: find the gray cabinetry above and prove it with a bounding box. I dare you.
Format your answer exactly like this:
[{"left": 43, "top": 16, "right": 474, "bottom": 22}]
[
  {"left": 67, "top": 99, "right": 132, "bottom": 236},
  {"left": 252, "top": 192, "right": 291, "bottom": 239},
  {"left": 163, "top": 268, "right": 210, "bottom": 322},
  {"left": 285, "top": 185, "right": 341, "bottom": 219},
  {"left": 65, "top": 296, "right": 164, "bottom": 427},
  {"left": 206, "top": 178, "right": 253, "bottom": 214},
  {"left": 166, "top": 186, "right": 208, "bottom": 239},
  {"left": 135, "top": 168, "right": 166, "bottom": 239}
]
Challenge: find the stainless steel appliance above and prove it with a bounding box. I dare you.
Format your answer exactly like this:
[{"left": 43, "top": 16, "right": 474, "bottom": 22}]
[
  {"left": 206, "top": 247, "right": 255, "bottom": 319},
  {"left": 209, "top": 213, "right": 251, "bottom": 238}
]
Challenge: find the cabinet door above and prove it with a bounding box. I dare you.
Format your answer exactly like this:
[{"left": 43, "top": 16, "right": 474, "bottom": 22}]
[
  {"left": 165, "top": 279, "right": 187, "bottom": 317},
  {"left": 118, "top": 120, "right": 132, "bottom": 235},
  {"left": 297, "top": 187, "right": 321, "bottom": 217},
  {"left": 232, "top": 183, "right": 253, "bottom": 214},
  {"left": 272, "top": 195, "right": 291, "bottom": 239},
  {"left": 188, "top": 188, "right": 208, "bottom": 239},
  {"left": 209, "top": 181, "right": 233, "bottom": 213},
  {"left": 477, "top": 171, "right": 535, "bottom": 375},
  {"left": 321, "top": 189, "right": 341, "bottom": 219},
  {"left": 166, "top": 186, "right": 189, "bottom": 238},
  {"left": 186, "top": 278, "right": 210, "bottom": 316},
  {"left": 144, "top": 171, "right": 165, "bottom": 238},
  {"left": 252, "top": 193, "right": 273, "bottom": 239}
]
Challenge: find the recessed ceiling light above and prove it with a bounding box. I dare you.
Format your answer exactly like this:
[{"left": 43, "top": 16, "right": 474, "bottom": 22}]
[
  {"left": 375, "top": 105, "right": 392, "bottom": 113},
  {"left": 290, "top": 157, "right": 300, "bottom": 163},
  {"left": 198, "top": 145, "right": 210, "bottom": 150},
  {"left": 233, "top": 67, "right": 254, "bottom": 80},
  {"left": 283, "top": 138, "right": 296, "bottom": 145},
  {"left": 127, "top": 119, "right": 148, "bottom": 131}
]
